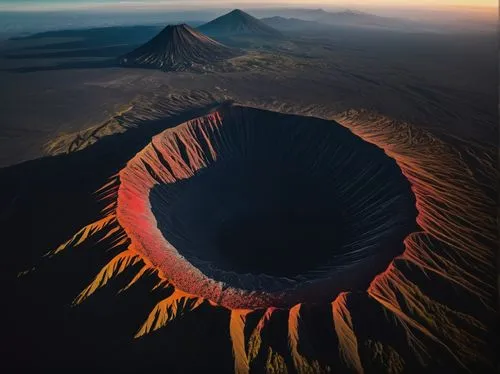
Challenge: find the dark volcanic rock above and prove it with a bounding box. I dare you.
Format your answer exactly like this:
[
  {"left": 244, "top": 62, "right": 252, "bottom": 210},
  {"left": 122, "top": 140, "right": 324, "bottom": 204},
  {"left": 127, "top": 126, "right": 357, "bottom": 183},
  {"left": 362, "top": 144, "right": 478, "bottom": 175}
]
[
  {"left": 198, "top": 9, "right": 282, "bottom": 37},
  {"left": 119, "top": 24, "right": 239, "bottom": 71}
]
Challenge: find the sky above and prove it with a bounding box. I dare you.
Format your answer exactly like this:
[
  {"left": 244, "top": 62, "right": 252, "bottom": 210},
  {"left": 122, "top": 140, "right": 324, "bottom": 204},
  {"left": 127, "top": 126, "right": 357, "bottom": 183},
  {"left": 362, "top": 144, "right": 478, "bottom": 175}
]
[{"left": 0, "top": 0, "right": 497, "bottom": 12}]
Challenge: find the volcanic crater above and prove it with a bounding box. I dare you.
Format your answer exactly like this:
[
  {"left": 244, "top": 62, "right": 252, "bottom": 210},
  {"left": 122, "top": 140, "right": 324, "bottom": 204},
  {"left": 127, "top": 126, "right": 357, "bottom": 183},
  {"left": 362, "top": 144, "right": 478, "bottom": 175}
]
[{"left": 118, "top": 104, "right": 417, "bottom": 309}]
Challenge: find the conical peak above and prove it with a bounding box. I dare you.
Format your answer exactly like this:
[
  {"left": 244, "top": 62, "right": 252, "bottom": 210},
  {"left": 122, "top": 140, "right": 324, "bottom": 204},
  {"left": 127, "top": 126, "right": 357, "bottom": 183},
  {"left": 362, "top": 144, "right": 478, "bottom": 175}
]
[
  {"left": 162, "top": 24, "right": 191, "bottom": 34},
  {"left": 227, "top": 9, "right": 252, "bottom": 19},
  {"left": 229, "top": 9, "right": 245, "bottom": 15},
  {"left": 198, "top": 8, "right": 282, "bottom": 37},
  {"left": 119, "top": 21, "right": 239, "bottom": 71},
  {"left": 156, "top": 23, "right": 204, "bottom": 43},
  {"left": 166, "top": 23, "right": 189, "bottom": 30}
]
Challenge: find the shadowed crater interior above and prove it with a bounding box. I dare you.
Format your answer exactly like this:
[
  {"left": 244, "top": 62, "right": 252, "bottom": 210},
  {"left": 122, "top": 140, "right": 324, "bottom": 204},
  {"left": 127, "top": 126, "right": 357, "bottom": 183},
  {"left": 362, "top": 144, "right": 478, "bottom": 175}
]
[
  {"left": 152, "top": 162, "right": 344, "bottom": 277},
  {"left": 146, "top": 106, "right": 417, "bottom": 295}
]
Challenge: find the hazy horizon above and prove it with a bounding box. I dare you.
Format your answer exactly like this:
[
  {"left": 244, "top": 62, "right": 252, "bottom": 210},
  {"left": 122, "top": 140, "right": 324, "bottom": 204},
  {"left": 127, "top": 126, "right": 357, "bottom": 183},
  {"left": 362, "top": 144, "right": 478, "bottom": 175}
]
[
  {"left": 0, "top": 0, "right": 496, "bottom": 12},
  {"left": 0, "top": 0, "right": 496, "bottom": 39}
]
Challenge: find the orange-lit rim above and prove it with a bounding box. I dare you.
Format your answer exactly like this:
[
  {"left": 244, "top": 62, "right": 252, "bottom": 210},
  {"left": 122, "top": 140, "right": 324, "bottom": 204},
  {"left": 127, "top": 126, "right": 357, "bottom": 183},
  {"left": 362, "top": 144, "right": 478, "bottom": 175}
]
[
  {"left": 116, "top": 107, "right": 420, "bottom": 310},
  {"left": 47, "top": 104, "right": 496, "bottom": 373}
]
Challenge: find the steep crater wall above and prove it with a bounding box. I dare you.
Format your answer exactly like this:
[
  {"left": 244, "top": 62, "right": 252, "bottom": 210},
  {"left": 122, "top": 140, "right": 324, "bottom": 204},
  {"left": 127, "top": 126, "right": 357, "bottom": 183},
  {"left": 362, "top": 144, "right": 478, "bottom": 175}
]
[{"left": 118, "top": 105, "right": 417, "bottom": 308}]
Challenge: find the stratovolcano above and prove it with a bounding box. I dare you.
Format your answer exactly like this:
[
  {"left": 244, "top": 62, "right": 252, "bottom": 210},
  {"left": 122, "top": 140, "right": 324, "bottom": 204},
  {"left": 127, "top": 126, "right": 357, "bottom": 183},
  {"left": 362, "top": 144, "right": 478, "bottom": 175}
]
[
  {"left": 198, "top": 9, "right": 282, "bottom": 37},
  {"left": 119, "top": 24, "right": 240, "bottom": 71}
]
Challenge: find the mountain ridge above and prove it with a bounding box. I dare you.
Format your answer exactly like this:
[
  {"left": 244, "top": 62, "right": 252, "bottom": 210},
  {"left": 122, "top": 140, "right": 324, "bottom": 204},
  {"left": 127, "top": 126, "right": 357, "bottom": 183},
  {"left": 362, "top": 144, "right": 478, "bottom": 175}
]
[{"left": 260, "top": 9, "right": 424, "bottom": 32}]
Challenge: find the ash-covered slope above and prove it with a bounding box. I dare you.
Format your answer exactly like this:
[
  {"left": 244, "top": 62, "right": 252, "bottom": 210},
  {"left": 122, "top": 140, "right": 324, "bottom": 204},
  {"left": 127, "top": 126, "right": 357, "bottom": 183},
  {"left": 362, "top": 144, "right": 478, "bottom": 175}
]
[
  {"left": 198, "top": 9, "right": 282, "bottom": 37},
  {"left": 119, "top": 24, "right": 239, "bottom": 71}
]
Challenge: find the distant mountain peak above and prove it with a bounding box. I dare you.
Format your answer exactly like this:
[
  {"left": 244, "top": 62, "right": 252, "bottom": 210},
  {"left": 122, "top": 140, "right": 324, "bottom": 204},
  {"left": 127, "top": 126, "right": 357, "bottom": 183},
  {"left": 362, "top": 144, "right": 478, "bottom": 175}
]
[
  {"left": 198, "top": 9, "right": 282, "bottom": 37},
  {"left": 119, "top": 23, "right": 239, "bottom": 71},
  {"left": 229, "top": 9, "right": 245, "bottom": 15}
]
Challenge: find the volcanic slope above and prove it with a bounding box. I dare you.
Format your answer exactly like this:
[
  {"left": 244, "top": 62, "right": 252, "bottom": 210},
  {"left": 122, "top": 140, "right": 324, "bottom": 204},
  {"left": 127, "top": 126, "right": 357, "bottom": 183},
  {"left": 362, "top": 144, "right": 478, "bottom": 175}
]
[
  {"left": 198, "top": 9, "right": 282, "bottom": 37},
  {"left": 119, "top": 24, "right": 239, "bottom": 71}
]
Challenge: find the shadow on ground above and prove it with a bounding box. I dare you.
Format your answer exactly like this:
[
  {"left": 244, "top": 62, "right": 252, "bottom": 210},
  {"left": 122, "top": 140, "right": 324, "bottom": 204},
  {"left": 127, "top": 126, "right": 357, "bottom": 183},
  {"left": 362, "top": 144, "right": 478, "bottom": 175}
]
[{"left": 0, "top": 101, "right": 235, "bottom": 373}]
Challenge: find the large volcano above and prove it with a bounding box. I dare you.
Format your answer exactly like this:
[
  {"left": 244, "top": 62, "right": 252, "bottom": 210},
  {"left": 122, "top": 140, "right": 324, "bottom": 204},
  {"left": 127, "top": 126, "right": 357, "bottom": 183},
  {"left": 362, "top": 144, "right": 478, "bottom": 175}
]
[
  {"left": 119, "top": 24, "right": 239, "bottom": 71},
  {"left": 11, "top": 101, "right": 494, "bottom": 373},
  {"left": 117, "top": 104, "right": 417, "bottom": 308},
  {"left": 198, "top": 9, "right": 282, "bottom": 37}
]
